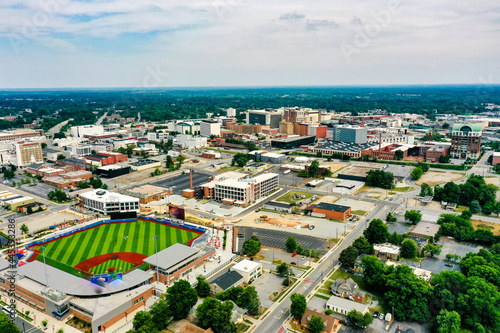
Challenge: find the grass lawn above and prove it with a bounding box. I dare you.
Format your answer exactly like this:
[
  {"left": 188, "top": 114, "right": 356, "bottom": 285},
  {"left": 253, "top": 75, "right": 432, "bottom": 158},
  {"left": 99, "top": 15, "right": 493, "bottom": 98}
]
[
  {"left": 217, "top": 166, "right": 242, "bottom": 173},
  {"left": 455, "top": 205, "right": 468, "bottom": 213},
  {"left": 276, "top": 191, "right": 321, "bottom": 204},
  {"left": 391, "top": 186, "right": 414, "bottom": 192},
  {"left": 89, "top": 258, "right": 135, "bottom": 275},
  {"left": 34, "top": 219, "right": 200, "bottom": 275},
  {"left": 351, "top": 210, "right": 367, "bottom": 215}
]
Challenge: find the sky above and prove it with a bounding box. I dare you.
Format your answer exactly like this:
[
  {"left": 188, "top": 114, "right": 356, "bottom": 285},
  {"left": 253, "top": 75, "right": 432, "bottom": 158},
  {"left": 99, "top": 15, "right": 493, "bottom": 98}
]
[{"left": 0, "top": 0, "right": 499, "bottom": 89}]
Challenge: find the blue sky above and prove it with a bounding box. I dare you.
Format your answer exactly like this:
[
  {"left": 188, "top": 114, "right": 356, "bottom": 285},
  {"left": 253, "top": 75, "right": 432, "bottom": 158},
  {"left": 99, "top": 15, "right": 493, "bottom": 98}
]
[{"left": 0, "top": 0, "right": 499, "bottom": 88}]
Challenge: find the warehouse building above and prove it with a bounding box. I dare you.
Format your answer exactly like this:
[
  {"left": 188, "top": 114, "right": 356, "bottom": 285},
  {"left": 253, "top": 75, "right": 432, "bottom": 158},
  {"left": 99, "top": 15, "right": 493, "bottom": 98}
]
[
  {"left": 122, "top": 185, "right": 172, "bottom": 204},
  {"left": 96, "top": 165, "right": 130, "bottom": 178},
  {"left": 311, "top": 202, "right": 351, "bottom": 221}
]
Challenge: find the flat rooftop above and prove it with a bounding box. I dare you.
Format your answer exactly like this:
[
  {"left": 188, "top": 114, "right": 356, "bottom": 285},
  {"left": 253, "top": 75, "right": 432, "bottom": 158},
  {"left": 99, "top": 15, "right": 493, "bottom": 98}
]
[
  {"left": 314, "top": 202, "right": 350, "bottom": 213},
  {"left": 272, "top": 135, "right": 315, "bottom": 142},
  {"left": 129, "top": 159, "right": 161, "bottom": 166},
  {"left": 143, "top": 243, "right": 199, "bottom": 272},
  {"left": 16, "top": 261, "right": 151, "bottom": 297},
  {"left": 410, "top": 222, "right": 441, "bottom": 237},
  {"left": 231, "top": 259, "right": 261, "bottom": 273},
  {"left": 316, "top": 141, "right": 378, "bottom": 152},
  {"left": 79, "top": 190, "right": 139, "bottom": 202}
]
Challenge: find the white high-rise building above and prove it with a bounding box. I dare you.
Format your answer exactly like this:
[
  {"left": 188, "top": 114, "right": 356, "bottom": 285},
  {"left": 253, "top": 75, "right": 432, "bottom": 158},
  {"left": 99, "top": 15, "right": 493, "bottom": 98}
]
[
  {"left": 16, "top": 142, "right": 43, "bottom": 166},
  {"left": 79, "top": 190, "right": 140, "bottom": 214},
  {"left": 226, "top": 108, "right": 236, "bottom": 117},
  {"left": 200, "top": 121, "right": 221, "bottom": 137},
  {"left": 70, "top": 125, "right": 104, "bottom": 138}
]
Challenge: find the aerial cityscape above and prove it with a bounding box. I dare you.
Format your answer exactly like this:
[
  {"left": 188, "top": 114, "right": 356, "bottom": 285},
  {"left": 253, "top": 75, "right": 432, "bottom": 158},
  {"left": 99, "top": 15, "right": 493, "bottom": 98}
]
[{"left": 1, "top": 1, "right": 500, "bottom": 333}]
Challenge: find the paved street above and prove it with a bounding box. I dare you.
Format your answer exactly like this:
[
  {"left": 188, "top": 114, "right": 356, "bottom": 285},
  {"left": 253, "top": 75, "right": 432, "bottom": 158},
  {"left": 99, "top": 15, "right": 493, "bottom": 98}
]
[{"left": 255, "top": 203, "right": 391, "bottom": 333}]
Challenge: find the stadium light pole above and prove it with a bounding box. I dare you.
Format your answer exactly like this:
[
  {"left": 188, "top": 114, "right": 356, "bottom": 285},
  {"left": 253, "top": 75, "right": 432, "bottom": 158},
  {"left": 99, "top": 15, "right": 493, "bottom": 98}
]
[
  {"left": 41, "top": 246, "right": 48, "bottom": 288},
  {"left": 153, "top": 236, "right": 159, "bottom": 283}
]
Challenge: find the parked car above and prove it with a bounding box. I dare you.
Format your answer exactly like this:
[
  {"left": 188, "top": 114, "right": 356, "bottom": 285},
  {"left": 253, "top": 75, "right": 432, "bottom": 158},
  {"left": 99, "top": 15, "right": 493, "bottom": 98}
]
[
  {"left": 301, "top": 256, "right": 306, "bottom": 260},
  {"left": 373, "top": 312, "right": 379, "bottom": 318},
  {"left": 291, "top": 253, "right": 297, "bottom": 257},
  {"left": 291, "top": 261, "right": 296, "bottom": 265},
  {"left": 379, "top": 314, "right": 384, "bottom": 320}
]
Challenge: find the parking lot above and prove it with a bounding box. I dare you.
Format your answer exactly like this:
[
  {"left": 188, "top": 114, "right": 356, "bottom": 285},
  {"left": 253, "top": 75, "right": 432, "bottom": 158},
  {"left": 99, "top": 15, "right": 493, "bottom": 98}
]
[
  {"left": 152, "top": 171, "right": 213, "bottom": 195},
  {"left": 270, "top": 166, "right": 305, "bottom": 186},
  {"left": 238, "top": 227, "right": 328, "bottom": 253},
  {"left": 260, "top": 248, "right": 312, "bottom": 267},
  {"left": 252, "top": 272, "right": 286, "bottom": 308},
  {"left": 401, "top": 239, "right": 482, "bottom": 274},
  {"left": 387, "top": 222, "right": 412, "bottom": 235}
]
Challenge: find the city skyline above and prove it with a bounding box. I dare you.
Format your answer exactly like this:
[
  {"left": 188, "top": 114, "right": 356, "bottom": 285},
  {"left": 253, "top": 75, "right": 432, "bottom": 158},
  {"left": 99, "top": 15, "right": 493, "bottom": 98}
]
[{"left": 1, "top": 0, "right": 499, "bottom": 88}]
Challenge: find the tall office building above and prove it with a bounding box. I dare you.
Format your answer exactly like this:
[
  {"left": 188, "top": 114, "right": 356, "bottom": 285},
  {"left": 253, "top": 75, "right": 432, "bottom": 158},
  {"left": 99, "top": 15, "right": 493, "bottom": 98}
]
[
  {"left": 200, "top": 120, "right": 221, "bottom": 137},
  {"left": 246, "top": 109, "right": 283, "bottom": 129},
  {"left": 450, "top": 124, "right": 482, "bottom": 160},
  {"left": 16, "top": 142, "right": 43, "bottom": 166},
  {"left": 70, "top": 125, "right": 104, "bottom": 138},
  {"left": 331, "top": 125, "right": 367, "bottom": 144}
]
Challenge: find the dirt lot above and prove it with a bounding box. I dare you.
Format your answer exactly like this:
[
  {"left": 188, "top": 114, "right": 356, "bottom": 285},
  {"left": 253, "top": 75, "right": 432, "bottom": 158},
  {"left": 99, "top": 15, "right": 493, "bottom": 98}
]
[
  {"left": 472, "top": 219, "right": 500, "bottom": 236},
  {"left": 320, "top": 163, "right": 351, "bottom": 174},
  {"left": 415, "top": 171, "right": 464, "bottom": 186}
]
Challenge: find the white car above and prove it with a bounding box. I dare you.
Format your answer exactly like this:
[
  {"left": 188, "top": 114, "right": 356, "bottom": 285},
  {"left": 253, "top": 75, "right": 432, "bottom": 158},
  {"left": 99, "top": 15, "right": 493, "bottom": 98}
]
[{"left": 379, "top": 314, "right": 384, "bottom": 320}]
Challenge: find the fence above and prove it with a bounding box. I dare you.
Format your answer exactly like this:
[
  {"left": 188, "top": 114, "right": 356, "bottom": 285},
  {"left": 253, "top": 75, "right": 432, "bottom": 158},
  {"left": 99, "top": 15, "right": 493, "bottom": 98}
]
[{"left": 203, "top": 254, "right": 238, "bottom": 279}]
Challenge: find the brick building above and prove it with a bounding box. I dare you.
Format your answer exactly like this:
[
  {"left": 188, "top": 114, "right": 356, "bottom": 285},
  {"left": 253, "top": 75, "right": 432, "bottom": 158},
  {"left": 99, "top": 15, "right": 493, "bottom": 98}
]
[
  {"left": 450, "top": 123, "right": 482, "bottom": 160},
  {"left": 311, "top": 202, "right": 351, "bottom": 221}
]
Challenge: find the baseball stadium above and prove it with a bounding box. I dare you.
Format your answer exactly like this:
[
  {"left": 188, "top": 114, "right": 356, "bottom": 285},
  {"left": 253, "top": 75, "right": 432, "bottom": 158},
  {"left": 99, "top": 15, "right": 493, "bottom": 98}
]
[{"left": 27, "top": 217, "right": 203, "bottom": 279}]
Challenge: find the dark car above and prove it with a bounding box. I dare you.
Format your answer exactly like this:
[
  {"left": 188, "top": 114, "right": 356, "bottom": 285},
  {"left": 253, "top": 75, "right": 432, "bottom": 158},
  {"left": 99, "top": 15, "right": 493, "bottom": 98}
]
[
  {"left": 373, "top": 311, "right": 379, "bottom": 318},
  {"left": 291, "top": 261, "right": 297, "bottom": 265}
]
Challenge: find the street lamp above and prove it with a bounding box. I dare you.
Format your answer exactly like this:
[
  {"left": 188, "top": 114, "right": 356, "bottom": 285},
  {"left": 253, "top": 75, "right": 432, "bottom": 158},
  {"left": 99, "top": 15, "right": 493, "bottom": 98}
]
[{"left": 153, "top": 235, "right": 159, "bottom": 283}]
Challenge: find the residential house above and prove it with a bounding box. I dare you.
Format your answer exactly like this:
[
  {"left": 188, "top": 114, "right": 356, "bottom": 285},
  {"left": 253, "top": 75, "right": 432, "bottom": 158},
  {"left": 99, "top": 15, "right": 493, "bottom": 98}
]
[
  {"left": 330, "top": 278, "right": 366, "bottom": 303},
  {"left": 300, "top": 309, "right": 341, "bottom": 333}
]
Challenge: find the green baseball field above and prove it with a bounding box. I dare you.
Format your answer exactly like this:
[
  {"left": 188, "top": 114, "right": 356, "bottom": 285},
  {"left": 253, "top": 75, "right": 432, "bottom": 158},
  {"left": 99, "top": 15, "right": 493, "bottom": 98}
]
[{"left": 31, "top": 219, "right": 201, "bottom": 276}]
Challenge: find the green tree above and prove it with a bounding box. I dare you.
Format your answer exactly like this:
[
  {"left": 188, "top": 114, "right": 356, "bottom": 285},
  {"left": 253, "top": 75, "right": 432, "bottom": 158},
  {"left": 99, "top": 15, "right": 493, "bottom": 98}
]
[
  {"left": 196, "top": 297, "right": 236, "bottom": 333},
  {"left": 276, "top": 263, "right": 291, "bottom": 276},
  {"left": 78, "top": 181, "right": 89, "bottom": 189},
  {"left": 309, "top": 315, "right": 325, "bottom": 333},
  {"left": 57, "top": 154, "right": 66, "bottom": 160},
  {"left": 401, "top": 239, "right": 418, "bottom": 259},
  {"left": 339, "top": 246, "right": 359, "bottom": 268},
  {"left": 177, "top": 155, "right": 186, "bottom": 164},
  {"left": 20, "top": 224, "right": 29, "bottom": 235},
  {"left": 365, "top": 170, "right": 394, "bottom": 189},
  {"left": 195, "top": 275, "right": 211, "bottom": 298},
  {"left": 308, "top": 160, "right": 320, "bottom": 177},
  {"left": 0, "top": 312, "right": 20, "bottom": 333},
  {"left": 285, "top": 236, "right": 297, "bottom": 253},
  {"left": 347, "top": 309, "right": 374, "bottom": 328},
  {"left": 386, "top": 212, "right": 397, "bottom": 223},
  {"left": 149, "top": 299, "right": 172, "bottom": 331},
  {"left": 352, "top": 236, "right": 373, "bottom": 254},
  {"left": 469, "top": 200, "right": 480, "bottom": 214},
  {"left": 424, "top": 243, "right": 442, "bottom": 257},
  {"left": 243, "top": 236, "right": 261, "bottom": 257},
  {"left": 387, "top": 231, "right": 404, "bottom": 245},
  {"left": 411, "top": 167, "right": 423, "bottom": 180},
  {"left": 290, "top": 293, "right": 306, "bottom": 319},
  {"left": 26, "top": 206, "right": 33, "bottom": 214},
  {"left": 363, "top": 219, "right": 389, "bottom": 244},
  {"left": 394, "top": 150, "right": 404, "bottom": 160},
  {"left": 420, "top": 183, "right": 433, "bottom": 197},
  {"left": 133, "top": 311, "right": 155, "bottom": 331},
  {"left": 166, "top": 280, "right": 198, "bottom": 320},
  {"left": 404, "top": 209, "right": 422, "bottom": 225}
]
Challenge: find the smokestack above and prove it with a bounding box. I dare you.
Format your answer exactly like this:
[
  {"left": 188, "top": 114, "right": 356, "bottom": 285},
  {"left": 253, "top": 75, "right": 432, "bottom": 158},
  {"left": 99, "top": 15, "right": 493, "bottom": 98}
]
[{"left": 190, "top": 169, "right": 193, "bottom": 190}]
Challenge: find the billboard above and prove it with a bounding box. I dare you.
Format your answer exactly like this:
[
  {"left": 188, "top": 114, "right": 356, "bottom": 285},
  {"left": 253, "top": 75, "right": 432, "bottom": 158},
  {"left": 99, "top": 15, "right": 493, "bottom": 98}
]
[
  {"left": 169, "top": 205, "right": 185, "bottom": 220},
  {"left": 110, "top": 211, "right": 137, "bottom": 220}
]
